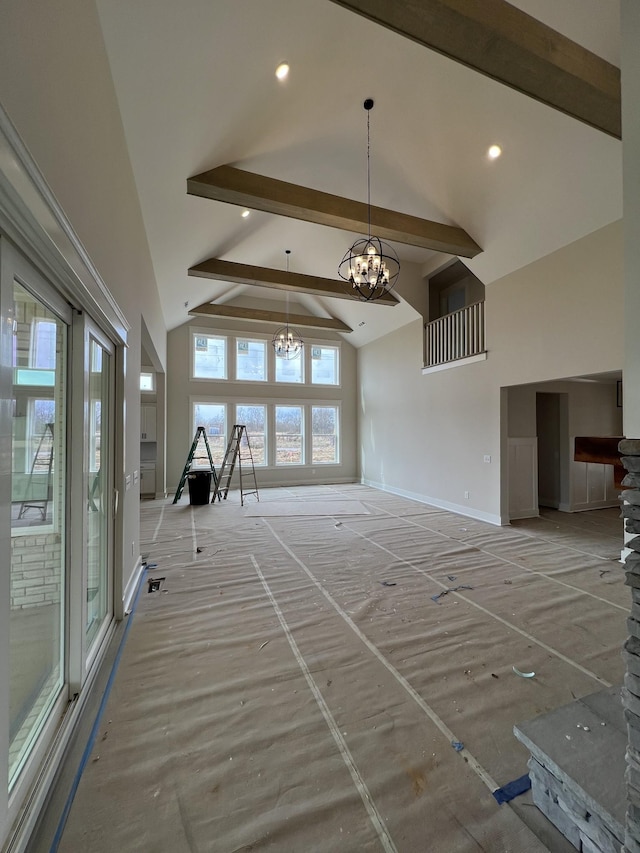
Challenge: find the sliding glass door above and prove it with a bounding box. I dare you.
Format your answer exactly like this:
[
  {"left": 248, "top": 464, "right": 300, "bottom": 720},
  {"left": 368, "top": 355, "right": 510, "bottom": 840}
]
[
  {"left": 68, "top": 316, "right": 115, "bottom": 680},
  {"left": 4, "top": 250, "right": 71, "bottom": 791},
  {"left": 85, "top": 330, "right": 113, "bottom": 655},
  {"left": 1, "top": 241, "right": 117, "bottom": 831}
]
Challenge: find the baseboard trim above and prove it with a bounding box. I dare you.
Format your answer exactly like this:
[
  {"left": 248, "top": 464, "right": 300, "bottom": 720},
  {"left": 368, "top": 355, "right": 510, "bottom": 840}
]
[
  {"left": 565, "top": 501, "right": 619, "bottom": 512},
  {"left": 362, "top": 478, "right": 503, "bottom": 526},
  {"left": 509, "top": 509, "right": 540, "bottom": 521},
  {"left": 122, "top": 557, "right": 144, "bottom": 614}
]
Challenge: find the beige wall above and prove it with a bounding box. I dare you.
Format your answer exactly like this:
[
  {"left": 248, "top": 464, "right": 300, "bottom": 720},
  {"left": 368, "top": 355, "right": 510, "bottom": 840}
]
[
  {"left": 622, "top": 0, "right": 640, "bottom": 438},
  {"left": 167, "top": 315, "right": 358, "bottom": 491},
  {"left": 0, "top": 0, "right": 167, "bottom": 598},
  {"left": 359, "top": 220, "right": 624, "bottom": 524}
]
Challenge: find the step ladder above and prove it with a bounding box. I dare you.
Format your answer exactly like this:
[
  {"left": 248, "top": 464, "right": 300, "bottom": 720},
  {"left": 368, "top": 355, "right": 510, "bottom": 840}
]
[
  {"left": 19, "top": 422, "right": 55, "bottom": 520},
  {"left": 212, "top": 424, "right": 259, "bottom": 506},
  {"left": 172, "top": 426, "right": 219, "bottom": 504}
]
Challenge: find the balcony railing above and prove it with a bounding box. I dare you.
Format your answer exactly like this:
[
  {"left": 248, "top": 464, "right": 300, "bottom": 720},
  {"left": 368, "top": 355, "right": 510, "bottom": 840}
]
[{"left": 424, "top": 300, "right": 485, "bottom": 368}]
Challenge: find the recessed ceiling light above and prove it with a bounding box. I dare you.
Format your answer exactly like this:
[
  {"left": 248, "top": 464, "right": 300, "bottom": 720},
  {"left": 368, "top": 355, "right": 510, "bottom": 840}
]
[
  {"left": 241, "top": 209, "right": 250, "bottom": 218},
  {"left": 488, "top": 144, "right": 502, "bottom": 160},
  {"left": 275, "top": 62, "right": 289, "bottom": 81}
]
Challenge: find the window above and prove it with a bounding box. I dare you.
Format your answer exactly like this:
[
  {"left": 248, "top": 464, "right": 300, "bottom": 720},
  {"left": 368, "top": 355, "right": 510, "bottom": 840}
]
[
  {"left": 312, "top": 406, "right": 339, "bottom": 463},
  {"left": 30, "top": 319, "right": 57, "bottom": 369},
  {"left": 275, "top": 354, "right": 303, "bottom": 384},
  {"left": 236, "top": 405, "right": 266, "bottom": 465},
  {"left": 193, "top": 333, "right": 226, "bottom": 380},
  {"left": 236, "top": 339, "right": 266, "bottom": 382},
  {"left": 311, "top": 346, "right": 339, "bottom": 385},
  {"left": 140, "top": 372, "right": 154, "bottom": 392},
  {"left": 26, "top": 399, "right": 56, "bottom": 474},
  {"left": 194, "top": 403, "right": 226, "bottom": 464},
  {"left": 275, "top": 405, "right": 304, "bottom": 465},
  {"left": 89, "top": 400, "right": 101, "bottom": 473}
]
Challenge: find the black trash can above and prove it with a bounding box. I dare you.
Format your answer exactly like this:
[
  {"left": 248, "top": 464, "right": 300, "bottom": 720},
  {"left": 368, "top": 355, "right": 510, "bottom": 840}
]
[{"left": 187, "top": 470, "right": 212, "bottom": 505}]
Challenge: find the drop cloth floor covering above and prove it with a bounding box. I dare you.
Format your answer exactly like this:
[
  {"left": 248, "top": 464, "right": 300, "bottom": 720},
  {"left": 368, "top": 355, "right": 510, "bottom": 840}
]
[{"left": 58, "top": 485, "right": 628, "bottom": 853}]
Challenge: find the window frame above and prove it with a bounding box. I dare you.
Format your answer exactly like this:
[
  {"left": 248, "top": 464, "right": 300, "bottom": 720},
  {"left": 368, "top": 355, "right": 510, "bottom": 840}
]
[
  {"left": 311, "top": 404, "right": 340, "bottom": 465},
  {"left": 190, "top": 397, "right": 342, "bottom": 471},
  {"left": 310, "top": 345, "right": 340, "bottom": 387},
  {"left": 187, "top": 325, "right": 342, "bottom": 389},
  {"left": 274, "top": 403, "right": 305, "bottom": 466},
  {"left": 234, "top": 403, "right": 267, "bottom": 466},
  {"left": 274, "top": 351, "right": 305, "bottom": 386},
  {"left": 190, "top": 329, "right": 227, "bottom": 381},
  {"left": 140, "top": 371, "right": 155, "bottom": 392},
  {"left": 235, "top": 337, "right": 267, "bottom": 383},
  {"left": 191, "top": 399, "right": 228, "bottom": 466}
]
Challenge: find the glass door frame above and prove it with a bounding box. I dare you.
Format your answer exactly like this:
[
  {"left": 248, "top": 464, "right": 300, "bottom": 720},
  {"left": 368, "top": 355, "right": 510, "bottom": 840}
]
[
  {"left": 0, "top": 236, "right": 73, "bottom": 829},
  {"left": 69, "top": 313, "right": 116, "bottom": 692}
]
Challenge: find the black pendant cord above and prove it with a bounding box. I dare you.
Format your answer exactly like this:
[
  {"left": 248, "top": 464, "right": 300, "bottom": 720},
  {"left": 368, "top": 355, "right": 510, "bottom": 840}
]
[
  {"left": 367, "top": 107, "right": 371, "bottom": 242},
  {"left": 285, "top": 249, "right": 290, "bottom": 335}
]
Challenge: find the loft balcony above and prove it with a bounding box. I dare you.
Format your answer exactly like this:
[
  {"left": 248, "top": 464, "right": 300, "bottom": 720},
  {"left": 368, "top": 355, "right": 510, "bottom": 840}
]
[{"left": 423, "top": 299, "right": 487, "bottom": 372}]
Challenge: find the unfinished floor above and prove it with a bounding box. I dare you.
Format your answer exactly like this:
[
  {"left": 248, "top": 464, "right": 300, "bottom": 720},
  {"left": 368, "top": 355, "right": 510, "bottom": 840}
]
[{"left": 44, "top": 485, "right": 629, "bottom": 852}]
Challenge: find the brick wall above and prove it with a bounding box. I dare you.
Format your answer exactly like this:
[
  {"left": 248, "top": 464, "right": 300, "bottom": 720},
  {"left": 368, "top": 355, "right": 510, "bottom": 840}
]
[{"left": 10, "top": 533, "right": 63, "bottom": 608}]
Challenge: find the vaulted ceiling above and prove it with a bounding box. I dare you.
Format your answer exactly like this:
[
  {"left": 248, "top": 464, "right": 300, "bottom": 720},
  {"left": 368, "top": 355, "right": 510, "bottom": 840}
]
[{"left": 95, "top": 0, "right": 622, "bottom": 348}]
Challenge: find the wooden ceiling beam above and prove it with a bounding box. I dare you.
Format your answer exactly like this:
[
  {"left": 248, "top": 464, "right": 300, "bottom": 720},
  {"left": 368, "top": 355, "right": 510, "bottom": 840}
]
[
  {"left": 187, "top": 165, "right": 481, "bottom": 258},
  {"left": 188, "top": 257, "right": 399, "bottom": 306},
  {"left": 329, "top": 0, "right": 621, "bottom": 139},
  {"left": 189, "top": 301, "right": 353, "bottom": 332}
]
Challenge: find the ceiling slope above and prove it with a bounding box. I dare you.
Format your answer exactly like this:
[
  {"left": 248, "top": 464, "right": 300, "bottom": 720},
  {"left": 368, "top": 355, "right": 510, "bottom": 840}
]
[
  {"left": 95, "top": 0, "right": 622, "bottom": 343},
  {"left": 329, "top": 0, "right": 621, "bottom": 138}
]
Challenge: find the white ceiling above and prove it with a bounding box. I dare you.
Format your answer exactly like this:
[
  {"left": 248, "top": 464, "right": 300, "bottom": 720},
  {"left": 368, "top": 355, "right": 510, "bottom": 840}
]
[{"left": 95, "top": 0, "right": 622, "bottom": 348}]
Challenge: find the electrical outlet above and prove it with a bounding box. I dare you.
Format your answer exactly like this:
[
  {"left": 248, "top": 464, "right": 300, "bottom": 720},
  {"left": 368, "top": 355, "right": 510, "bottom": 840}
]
[
  {"left": 484, "top": 455, "right": 491, "bottom": 463},
  {"left": 464, "top": 490, "right": 470, "bottom": 499}
]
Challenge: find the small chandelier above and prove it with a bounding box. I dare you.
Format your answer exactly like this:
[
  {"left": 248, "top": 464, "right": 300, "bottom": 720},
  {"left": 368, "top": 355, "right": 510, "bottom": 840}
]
[
  {"left": 272, "top": 250, "right": 303, "bottom": 359},
  {"left": 339, "top": 98, "right": 400, "bottom": 302}
]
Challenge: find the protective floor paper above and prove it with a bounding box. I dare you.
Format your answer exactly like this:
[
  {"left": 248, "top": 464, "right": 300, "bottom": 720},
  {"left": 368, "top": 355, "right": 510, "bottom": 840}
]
[
  {"left": 57, "top": 485, "right": 627, "bottom": 853},
  {"left": 242, "top": 499, "right": 370, "bottom": 517}
]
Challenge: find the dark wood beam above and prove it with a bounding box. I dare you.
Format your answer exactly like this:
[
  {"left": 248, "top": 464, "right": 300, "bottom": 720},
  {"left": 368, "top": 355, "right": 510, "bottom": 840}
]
[
  {"left": 329, "top": 0, "right": 621, "bottom": 139},
  {"left": 187, "top": 166, "right": 481, "bottom": 258},
  {"left": 188, "top": 257, "right": 399, "bottom": 306},
  {"left": 189, "top": 301, "right": 352, "bottom": 332}
]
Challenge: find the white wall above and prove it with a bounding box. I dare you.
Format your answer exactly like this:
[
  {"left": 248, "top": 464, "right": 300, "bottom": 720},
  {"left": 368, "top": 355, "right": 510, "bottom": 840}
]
[
  {"left": 167, "top": 314, "right": 358, "bottom": 491},
  {"left": 359, "top": 220, "right": 623, "bottom": 524},
  {"left": 0, "top": 0, "right": 166, "bottom": 604},
  {"left": 0, "top": 0, "right": 167, "bottom": 599}
]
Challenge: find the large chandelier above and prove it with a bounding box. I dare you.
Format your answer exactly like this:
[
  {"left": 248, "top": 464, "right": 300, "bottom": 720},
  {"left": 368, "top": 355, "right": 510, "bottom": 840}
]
[
  {"left": 338, "top": 99, "right": 400, "bottom": 301},
  {"left": 272, "top": 250, "right": 303, "bottom": 359}
]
